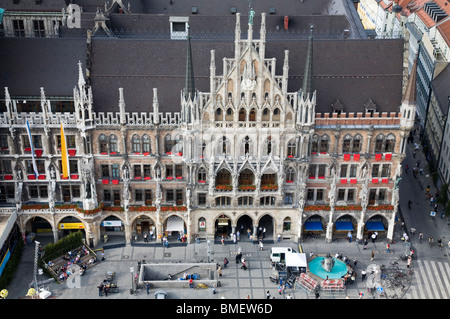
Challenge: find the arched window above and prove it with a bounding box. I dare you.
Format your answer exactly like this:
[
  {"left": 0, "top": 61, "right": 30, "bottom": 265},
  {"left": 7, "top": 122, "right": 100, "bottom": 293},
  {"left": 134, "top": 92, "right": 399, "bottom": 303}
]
[
  {"left": 352, "top": 134, "right": 362, "bottom": 153},
  {"left": 198, "top": 167, "right": 206, "bottom": 182},
  {"left": 215, "top": 108, "right": 223, "bottom": 121},
  {"left": 249, "top": 108, "right": 257, "bottom": 121},
  {"left": 375, "top": 134, "right": 384, "bottom": 153},
  {"left": 320, "top": 135, "right": 329, "bottom": 153},
  {"left": 165, "top": 134, "right": 173, "bottom": 154},
  {"left": 142, "top": 134, "right": 151, "bottom": 153},
  {"left": 132, "top": 134, "right": 140, "bottom": 153},
  {"left": 239, "top": 108, "right": 246, "bottom": 121},
  {"left": 272, "top": 108, "right": 280, "bottom": 121},
  {"left": 311, "top": 134, "right": 319, "bottom": 154},
  {"left": 225, "top": 108, "right": 233, "bottom": 121},
  {"left": 262, "top": 108, "right": 270, "bottom": 121},
  {"left": 287, "top": 139, "right": 297, "bottom": 157},
  {"left": 283, "top": 217, "right": 292, "bottom": 231},
  {"left": 216, "top": 196, "right": 231, "bottom": 206},
  {"left": 174, "top": 135, "right": 183, "bottom": 155},
  {"left": 109, "top": 135, "right": 118, "bottom": 153},
  {"left": 238, "top": 196, "right": 253, "bottom": 206},
  {"left": 286, "top": 167, "right": 295, "bottom": 183},
  {"left": 260, "top": 196, "right": 275, "bottom": 206},
  {"left": 342, "top": 134, "right": 352, "bottom": 153},
  {"left": 98, "top": 134, "right": 108, "bottom": 153},
  {"left": 385, "top": 134, "right": 395, "bottom": 152}
]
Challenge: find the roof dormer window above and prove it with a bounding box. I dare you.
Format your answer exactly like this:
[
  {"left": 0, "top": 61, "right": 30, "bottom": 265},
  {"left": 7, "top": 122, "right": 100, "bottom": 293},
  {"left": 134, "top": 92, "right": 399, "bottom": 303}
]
[{"left": 170, "top": 16, "right": 189, "bottom": 40}]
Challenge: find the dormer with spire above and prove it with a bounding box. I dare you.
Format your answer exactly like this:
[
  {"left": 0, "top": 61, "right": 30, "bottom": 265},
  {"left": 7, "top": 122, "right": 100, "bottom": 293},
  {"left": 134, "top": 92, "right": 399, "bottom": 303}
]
[
  {"left": 73, "top": 61, "right": 94, "bottom": 134},
  {"left": 181, "top": 25, "right": 199, "bottom": 125},
  {"left": 296, "top": 25, "right": 316, "bottom": 127}
]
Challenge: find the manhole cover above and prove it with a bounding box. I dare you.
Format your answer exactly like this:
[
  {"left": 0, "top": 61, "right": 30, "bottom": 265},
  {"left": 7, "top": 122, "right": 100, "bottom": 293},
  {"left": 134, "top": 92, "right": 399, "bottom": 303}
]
[
  {"left": 123, "top": 255, "right": 129, "bottom": 259},
  {"left": 164, "top": 253, "right": 171, "bottom": 257}
]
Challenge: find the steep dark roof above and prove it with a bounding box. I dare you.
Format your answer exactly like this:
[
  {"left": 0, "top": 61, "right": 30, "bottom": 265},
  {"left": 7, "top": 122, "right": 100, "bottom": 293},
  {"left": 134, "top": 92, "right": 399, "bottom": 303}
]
[
  {"left": 430, "top": 63, "right": 450, "bottom": 114},
  {"left": 0, "top": 37, "right": 86, "bottom": 97},
  {"left": 89, "top": 37, "right": 404, "bottom": 114}
]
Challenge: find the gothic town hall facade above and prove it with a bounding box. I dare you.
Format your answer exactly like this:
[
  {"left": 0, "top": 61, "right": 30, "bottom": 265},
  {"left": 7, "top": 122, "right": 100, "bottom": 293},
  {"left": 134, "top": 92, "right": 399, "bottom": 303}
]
[{"left": 0, "top": 12, "right": 416, "bottom": 247}]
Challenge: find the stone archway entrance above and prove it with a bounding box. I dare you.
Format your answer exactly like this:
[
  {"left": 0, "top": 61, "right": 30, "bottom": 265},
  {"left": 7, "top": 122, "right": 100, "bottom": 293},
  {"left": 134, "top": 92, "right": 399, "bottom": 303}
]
[
  {"left": 236, "top": 214, "right": 253, "bottom": 241},
  {"left": 257, "top": 214, "right": 274, "bottom": 241},
  {"left": 100, "top": 215, "right": 125, "bottom": 245},
  {"left": 215, "top": 214, "right": 231, "bottom": 240},
  {"left": 58, "top": 216, "right": 86, "bottom": 240},
  {"left": 132, "top": 215, "right": 157, "bottom": 242}
]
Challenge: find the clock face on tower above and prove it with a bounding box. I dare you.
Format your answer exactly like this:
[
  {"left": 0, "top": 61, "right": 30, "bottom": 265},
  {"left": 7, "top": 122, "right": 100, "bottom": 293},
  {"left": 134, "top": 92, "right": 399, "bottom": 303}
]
[{"left": 241, "top": 78, "right": 256, "bottom": 91}]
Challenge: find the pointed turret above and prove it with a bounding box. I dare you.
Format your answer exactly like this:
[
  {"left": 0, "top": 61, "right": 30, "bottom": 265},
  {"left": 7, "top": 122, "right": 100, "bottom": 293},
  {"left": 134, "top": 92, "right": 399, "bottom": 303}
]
[
  {"left": 153, "top": 88, "right": 160, "bottom": 125},
  {"left": 184, "top": 25, "right": 196, "bottom": 101},
  {"left": 119, "top": 88, "right": 126, "bottom": 125},
  {"left": 301, "top": 25, "right": 314, "bottom": 100}
]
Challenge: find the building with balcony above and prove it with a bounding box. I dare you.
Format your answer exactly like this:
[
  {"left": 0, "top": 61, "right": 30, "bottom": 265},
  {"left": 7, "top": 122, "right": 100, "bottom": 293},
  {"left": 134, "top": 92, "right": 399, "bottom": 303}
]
[{"left": 0, "top": 1, "right": 412, "bottom": 249}]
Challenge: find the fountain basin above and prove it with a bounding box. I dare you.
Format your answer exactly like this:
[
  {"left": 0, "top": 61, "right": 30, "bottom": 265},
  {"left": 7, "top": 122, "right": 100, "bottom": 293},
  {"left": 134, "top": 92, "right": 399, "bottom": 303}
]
[{"left": 308, "top": 256, "right": 348, "bottom": 279}]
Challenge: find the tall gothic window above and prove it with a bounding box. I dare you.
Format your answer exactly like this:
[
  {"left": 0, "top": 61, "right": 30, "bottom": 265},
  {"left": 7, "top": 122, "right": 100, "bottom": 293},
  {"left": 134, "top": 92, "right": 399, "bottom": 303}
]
[
  {"left": 132, "top": 134, "right": 140, "bottom": 153},
  {"left": 142, "top": 134, "right": 151, "bottom": 153},
  {"left": 99, "top": 134, "right": 108, "bottom": 153},
  {"left": 287, "top": 139, "right": 297, "bottom": 157},
  {"left": 109, "top": 135, "right": 118, "bottom": 153}
]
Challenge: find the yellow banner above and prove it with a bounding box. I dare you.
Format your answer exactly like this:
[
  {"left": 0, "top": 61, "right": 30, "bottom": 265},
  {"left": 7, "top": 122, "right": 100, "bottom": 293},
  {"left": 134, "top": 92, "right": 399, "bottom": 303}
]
[
  {"left": 58, "top": 223, "right": 84, "bottom": 229},
  {"left": 60, "top": 123, "right": 69, "bottom": 178}
]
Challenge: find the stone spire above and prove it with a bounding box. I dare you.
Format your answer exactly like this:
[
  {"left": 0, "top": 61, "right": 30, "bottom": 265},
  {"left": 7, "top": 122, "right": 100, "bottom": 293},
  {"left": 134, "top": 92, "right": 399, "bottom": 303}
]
[
  {"left": 301, "top": 25, "right": 314, "bottom": 99},
  {"left": 184, "top": 25, "right": 195, "bottom": 101}
]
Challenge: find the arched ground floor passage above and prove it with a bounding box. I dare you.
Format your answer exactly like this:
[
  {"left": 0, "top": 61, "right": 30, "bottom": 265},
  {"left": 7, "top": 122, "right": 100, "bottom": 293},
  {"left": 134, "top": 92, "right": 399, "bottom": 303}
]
[
  {"left": 302, "top": 214, "right": 390, "bottom": 242},
  {"left": 17, "top": 210, "right": 395, "bottom": 247}
]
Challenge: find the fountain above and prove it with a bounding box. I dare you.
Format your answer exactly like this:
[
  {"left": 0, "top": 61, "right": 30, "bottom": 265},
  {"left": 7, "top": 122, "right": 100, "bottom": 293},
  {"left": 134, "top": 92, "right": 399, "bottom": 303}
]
[
  {"left": 321, "top": 255, "right": 335, "bottom": 272},
  {"left": 308, "top": 254, "right": 348, "bottom": 280}
]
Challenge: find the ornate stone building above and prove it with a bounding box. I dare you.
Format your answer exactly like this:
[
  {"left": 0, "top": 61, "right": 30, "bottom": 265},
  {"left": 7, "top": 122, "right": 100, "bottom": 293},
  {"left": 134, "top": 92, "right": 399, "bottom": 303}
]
[{"left": 0, "top": 8, "right": 415, "bottom": 247}]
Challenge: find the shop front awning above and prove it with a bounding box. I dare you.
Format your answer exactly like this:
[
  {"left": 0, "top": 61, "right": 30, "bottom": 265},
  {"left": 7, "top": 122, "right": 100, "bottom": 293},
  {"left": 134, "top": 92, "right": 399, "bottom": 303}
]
[
  {"left": 166, "top": 218, "right": 184, "bottom": 232},
  {"left": 304, "top": 221, "right": 323, "bottom": 231},
  {"left": 366, "top": 221, "right": 385, "bottom": 231},
  {"left": 335, "top": 221, "right": 354, "bottom": 231}
]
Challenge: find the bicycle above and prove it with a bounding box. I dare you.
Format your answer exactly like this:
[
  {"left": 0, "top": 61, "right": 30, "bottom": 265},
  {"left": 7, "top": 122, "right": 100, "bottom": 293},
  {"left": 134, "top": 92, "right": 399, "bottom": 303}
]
[{"left": 196, "top": 283, "right": 208, "bottom": 289}]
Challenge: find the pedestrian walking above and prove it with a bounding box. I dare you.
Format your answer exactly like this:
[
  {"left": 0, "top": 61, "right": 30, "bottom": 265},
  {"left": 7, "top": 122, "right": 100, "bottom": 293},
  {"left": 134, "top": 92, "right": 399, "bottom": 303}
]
[
  {"left": 221, "top": 236, "right": 225, "bottom": 246},
  {"left": 98, "top": 282, "right": 104, "bottom": 297},
  {"left": 407, "top": 256, "right": 412, "bottom": 268},
  {"left": 315, "top": 289, "right": 320, "bottom": 299},
  {"left": 353, "top": 258, "right": 358, "bottom": 268},
  {"left": 145, "top": 282, "right": 150, "bottom": 295},
  {"left": 363, "top": 238, "right": 367, "bottom": 250},
  {"left": 259, "top": 240, "right": 264, "bottom": 251},
  {"left": 371, "top": 251, "right": 375, "bottom": 261},
  {"left": 347, "top": 231, "right": 353, "bottom": 243},
  {"left": 212, "top": 283, "right": 217, "bottom": 295},
  {"left": 266, "top": 290, "right": 271, "bottom": 299},
  {"left": 386, "top": 243, "right": 391, "bottom": 253},
  {"left": 103, "top": 285, "right": 109, "bottom": 297},
  {"left": 189, "top": 278, "right": 193, "bottom": 289},
  {"left": 217, "top": 266, "right": 222, "bottom": 277},
  {"left": 361, "top": 269, "right": 366, "bottom": 281},
  {"left": 224, "top": 257, "right": 229, "bottom": 268},
  {"left": 371, "top": 232, "right": 376, "bottom": 243}
]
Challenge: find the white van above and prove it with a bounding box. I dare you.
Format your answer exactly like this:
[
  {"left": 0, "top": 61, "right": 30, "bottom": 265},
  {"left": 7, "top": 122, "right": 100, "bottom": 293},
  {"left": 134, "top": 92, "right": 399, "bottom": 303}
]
[{"left": 270, "top": 247, "right": 296, "bottom": 263}]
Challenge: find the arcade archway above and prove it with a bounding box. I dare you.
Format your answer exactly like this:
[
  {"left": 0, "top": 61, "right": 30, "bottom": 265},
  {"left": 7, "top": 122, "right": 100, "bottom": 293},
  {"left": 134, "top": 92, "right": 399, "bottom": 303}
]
[
  {"left": 100, "top": 215, "right": 125, "bottom": 244},
  {"left": 215, "top": 214, "right": 231, "bottom": 239},
  {"left": 236, "top": 214, "right": 253, "bottom": 241},
  {"left": 256, "top": 214, "right": 274, "bottom": 241},
  {"left": 132, "top": 215, "right": 157, "bottom": 242}
]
